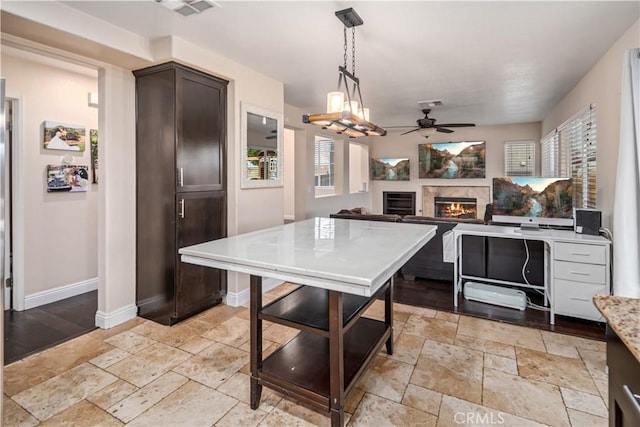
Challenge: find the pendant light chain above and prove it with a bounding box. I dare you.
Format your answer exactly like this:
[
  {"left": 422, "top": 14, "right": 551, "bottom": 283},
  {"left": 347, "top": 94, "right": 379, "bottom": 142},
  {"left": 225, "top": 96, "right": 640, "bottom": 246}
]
[
  {"left": 343, "top": 26, "right": 348, "bottom": 69},
  {"left": 352, "top": 26, "right": 356, "bottom": 76}
]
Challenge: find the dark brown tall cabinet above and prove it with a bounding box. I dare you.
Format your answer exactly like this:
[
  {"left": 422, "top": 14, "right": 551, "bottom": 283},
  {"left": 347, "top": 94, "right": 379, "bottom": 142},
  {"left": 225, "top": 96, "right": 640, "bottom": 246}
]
[{"left": 133, "top": 62, "right": 228, "bottom": 325}]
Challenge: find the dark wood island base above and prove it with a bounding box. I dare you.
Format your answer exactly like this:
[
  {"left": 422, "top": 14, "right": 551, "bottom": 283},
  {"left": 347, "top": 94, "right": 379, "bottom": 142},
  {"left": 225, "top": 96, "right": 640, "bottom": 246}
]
[{"left": 249, "top": 274, "right": 394, "bottom": 427}]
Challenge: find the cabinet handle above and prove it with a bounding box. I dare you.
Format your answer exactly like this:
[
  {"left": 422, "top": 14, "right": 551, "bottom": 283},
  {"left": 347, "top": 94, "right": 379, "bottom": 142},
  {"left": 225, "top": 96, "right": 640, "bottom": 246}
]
[
  {"left": 179, "top": 199, "right": 185, "bottom": 219},
  {"left": 569, "top": 252, "right": 590, "bottom": 256},
  {"left": 623, "top": 385, "right": 640, "bottom": 414},
  {"left": 178, "top": 168, "right": 184, "bottom": 187},
  {"left": 570, "top": 271, "right": 590, "bottom": 276},
  {"left": 569, "top": 297, "right": 590, "bottom": 302}
]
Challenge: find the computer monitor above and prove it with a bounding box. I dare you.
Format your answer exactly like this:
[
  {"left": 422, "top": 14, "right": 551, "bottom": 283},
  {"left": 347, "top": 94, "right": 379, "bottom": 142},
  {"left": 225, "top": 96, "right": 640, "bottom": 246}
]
[{"left": 492, "top": 177, "right": 574, "bottom": 228}]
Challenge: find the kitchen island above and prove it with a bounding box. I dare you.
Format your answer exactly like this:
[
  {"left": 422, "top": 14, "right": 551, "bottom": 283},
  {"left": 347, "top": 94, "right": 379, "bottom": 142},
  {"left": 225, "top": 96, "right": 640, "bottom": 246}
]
[
  {"left": 594, "top": 295, "right": 640, "bottom": 426},
  {"left": 179, "top": 217, "right": 437, "bottom": 427}
]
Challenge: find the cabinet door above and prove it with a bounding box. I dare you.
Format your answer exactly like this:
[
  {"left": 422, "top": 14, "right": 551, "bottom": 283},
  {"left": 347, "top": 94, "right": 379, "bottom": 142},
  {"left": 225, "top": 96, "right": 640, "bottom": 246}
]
[
  {"left": 176, "top": 68, "right": 227, "bottom": 192},
  {"left": 175, "top": 191, "right": 226, "bottom": 319}
]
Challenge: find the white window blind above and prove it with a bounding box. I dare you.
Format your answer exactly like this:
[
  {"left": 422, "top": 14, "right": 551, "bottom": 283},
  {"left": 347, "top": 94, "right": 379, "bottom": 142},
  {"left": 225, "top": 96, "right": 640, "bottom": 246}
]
[
  {"left": 314, "top": 137, "right": 334, "bottom": 187},
  {"left": 541, "top": 106, "right": 597, "bottom": 208},
  {"left": 504, "top": 141, "right": 535, "bottom": 176}
]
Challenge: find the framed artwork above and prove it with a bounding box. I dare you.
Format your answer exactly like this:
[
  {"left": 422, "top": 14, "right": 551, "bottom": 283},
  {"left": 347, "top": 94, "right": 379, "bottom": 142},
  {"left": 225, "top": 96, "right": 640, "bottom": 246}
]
[
  {"left": 371, "top": 158, "right": 410, "bottom": 181},
  {"left": 46, "top": 165, "right": 90, "bottom": 192},
  {"left": 418, "top": 141, "right": 486, "bottom": 179},
  {"left": 90, "top": 129, "right": 99, "bottom": 183},
  {"left": 43, "top": 121, "right": 86, "bottom": 152}
]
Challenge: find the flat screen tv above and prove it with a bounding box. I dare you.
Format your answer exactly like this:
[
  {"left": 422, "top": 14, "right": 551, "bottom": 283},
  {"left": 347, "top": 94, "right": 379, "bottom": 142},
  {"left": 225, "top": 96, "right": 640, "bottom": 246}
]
[{"left": 492, "top": 177, "right": 574, "bottom": 228}]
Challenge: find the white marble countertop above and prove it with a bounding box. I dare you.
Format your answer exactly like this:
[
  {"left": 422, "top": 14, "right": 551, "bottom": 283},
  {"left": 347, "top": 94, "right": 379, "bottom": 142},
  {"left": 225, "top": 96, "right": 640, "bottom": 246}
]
[{"left": 180, "top": 217, "right": 437, "bottom": 297}]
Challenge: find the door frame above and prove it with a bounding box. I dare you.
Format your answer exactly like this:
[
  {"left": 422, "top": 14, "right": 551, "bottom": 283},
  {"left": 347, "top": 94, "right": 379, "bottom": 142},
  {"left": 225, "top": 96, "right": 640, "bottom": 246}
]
[{"left": 5, "top": 96, "right": 24, "bottom": 311}]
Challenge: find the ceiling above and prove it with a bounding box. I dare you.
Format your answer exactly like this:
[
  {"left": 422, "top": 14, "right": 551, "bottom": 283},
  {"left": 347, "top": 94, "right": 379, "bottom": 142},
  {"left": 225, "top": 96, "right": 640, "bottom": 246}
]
[{"left": 56, "top": 1, "right": 639, "bottom": 130}]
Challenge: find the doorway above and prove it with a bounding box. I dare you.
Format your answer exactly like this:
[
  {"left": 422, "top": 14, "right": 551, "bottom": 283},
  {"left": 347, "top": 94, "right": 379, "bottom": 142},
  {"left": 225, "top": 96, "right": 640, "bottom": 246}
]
[{"left": 283, "top": 127, "right": 295, "bottom": 222}]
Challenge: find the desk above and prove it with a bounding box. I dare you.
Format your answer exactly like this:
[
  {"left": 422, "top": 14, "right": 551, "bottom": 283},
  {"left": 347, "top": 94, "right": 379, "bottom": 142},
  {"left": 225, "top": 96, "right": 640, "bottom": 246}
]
[
  {"left": 452, "top": 223, "right": 611, "bottom": 324},
  {"left": 179, "top": 217, "right": 436, "bottom": 427}
]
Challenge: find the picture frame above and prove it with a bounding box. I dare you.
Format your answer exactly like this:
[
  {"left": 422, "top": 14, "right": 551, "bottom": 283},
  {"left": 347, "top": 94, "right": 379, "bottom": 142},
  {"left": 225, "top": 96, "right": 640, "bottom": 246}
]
[
  {"left": 90, "top": 129, "right": 99, "bottom": 183},
  {"left": 43, "top": 121, "right": 86, "bottom": 152},
  {"left": 418, "top": 141, "right": 486, "bottom": 178},
  {"left": 46, "top": 164, "right": 90, "bottom": 192},
  {"left": 370, "top": 158, "right": 410, "bottom": 181}
]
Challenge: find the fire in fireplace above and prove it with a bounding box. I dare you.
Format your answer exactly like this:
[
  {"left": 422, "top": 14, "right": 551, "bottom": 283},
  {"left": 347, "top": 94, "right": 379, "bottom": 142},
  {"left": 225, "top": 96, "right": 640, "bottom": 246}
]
[{"left": 434, "top": 197, "right": 477, "bottom": 219}]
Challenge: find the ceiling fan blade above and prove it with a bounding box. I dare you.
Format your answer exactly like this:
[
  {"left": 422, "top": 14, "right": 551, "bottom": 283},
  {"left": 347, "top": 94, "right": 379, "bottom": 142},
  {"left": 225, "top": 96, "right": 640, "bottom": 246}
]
[
  {"left": 435, "top": 127, "right": 454, "bottom": 133},
  {"left": 266, "top": 135, "right": 277, "bottom": 139},
  {"left": 436, "top": 123, "right": 476, "bottom": 128},
  {"left": 400, "top": 128, "right": 420, "bottom": 135}
]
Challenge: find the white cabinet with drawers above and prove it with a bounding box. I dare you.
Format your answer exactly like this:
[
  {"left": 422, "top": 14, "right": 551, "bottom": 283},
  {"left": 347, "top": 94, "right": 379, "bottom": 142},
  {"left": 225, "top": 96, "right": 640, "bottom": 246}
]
[{"left": 553, "top": 241, "right": 610, "bottom": 321}]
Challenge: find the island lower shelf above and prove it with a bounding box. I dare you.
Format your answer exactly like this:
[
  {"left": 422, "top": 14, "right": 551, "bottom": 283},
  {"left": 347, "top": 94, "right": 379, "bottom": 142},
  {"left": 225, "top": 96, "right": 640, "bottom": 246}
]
[
  {"left": 260, "top": 285, "right": 383, "bottom": 335},
  {"left": 260, "top": 316, "right": 390, "bottom": 406}
]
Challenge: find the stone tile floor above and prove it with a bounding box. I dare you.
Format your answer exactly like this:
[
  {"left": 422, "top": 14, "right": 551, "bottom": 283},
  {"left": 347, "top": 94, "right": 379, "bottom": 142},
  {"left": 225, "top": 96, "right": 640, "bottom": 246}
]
[{"left": 4, "top": 283, "right": 608, "bottom": 426}]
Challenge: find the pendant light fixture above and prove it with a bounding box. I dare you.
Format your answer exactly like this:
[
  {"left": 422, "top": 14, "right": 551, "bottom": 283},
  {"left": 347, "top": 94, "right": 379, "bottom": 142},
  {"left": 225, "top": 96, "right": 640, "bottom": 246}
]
[{"left": 303, "top": 8, "right": 386, "bottom": 138}]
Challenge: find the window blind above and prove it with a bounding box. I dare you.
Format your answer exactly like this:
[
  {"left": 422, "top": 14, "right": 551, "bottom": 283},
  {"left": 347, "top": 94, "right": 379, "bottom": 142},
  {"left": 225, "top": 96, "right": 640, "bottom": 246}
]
[
  {"left": 314, "top": 137, "right": 334, "bottom": 187},
  {"left": 504, "top": 141, "right": 535, "bottom": 176},
  {"left": 541, "top": 106, "right": 597, "bottom": 208}
]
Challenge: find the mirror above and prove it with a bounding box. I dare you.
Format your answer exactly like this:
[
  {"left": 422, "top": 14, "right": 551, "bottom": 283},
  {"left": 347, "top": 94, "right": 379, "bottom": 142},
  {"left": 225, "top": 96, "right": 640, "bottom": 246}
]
[{"left": 241, "top": 102, "right": 284, "bottom": 188}]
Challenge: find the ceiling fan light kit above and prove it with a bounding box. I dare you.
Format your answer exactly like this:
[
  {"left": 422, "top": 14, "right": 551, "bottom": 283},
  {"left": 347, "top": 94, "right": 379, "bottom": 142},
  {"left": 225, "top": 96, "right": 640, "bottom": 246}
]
[{"left": 303, "top": 8, "right": 386, "bottom": 138}]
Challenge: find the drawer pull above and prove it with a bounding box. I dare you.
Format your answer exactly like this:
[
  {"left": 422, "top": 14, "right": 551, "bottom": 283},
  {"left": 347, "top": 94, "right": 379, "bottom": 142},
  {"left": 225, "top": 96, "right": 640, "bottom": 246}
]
[
  {"left": 569, "top": 252, "right": 590, "bottom": 256},
  {"left": 623, "top": 385, "right": 640, "bottom": 414},
  {"left": 570, "top": 271, "right": 590, "bottom": 276},
  {"left": 569, "top": 297, "right": 590, "bottom": 302}
]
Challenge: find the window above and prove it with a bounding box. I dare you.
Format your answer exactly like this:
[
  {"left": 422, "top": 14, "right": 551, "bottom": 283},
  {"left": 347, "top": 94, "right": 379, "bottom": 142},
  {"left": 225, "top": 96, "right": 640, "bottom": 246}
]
[
  {"left": 541, "top": 105, "right": 597, "bottom": 208},
  {"left": 504, "top": 141, "right": 535, "bottom": 176},
  {"left": 314, "top": 136, "right": 334, "bottom": 195}
]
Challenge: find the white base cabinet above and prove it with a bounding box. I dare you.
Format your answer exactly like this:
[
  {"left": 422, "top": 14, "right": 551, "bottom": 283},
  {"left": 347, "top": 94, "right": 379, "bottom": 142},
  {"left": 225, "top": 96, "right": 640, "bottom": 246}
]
[{"left": 553, "top": 241, "right": 610, "bottom": 321}]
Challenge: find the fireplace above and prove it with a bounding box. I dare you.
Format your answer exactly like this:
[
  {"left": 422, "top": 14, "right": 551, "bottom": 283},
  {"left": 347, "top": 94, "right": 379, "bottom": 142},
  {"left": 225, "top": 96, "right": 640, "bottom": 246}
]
[{"left": 434, "top": 197, "right": 477, "bottom": 219}]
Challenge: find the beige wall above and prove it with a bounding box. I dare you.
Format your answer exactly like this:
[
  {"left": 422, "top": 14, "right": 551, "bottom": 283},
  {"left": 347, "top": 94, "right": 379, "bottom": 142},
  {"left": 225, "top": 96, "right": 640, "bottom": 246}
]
[
  {"left": 542, "top": 19, "right": 640, "bottom": 228},
  {"left": 368, "top": 123, "right": 542, "bottom": 215},
  {"left": 2, "top": 53, "right": 99, "bottom": 300}
]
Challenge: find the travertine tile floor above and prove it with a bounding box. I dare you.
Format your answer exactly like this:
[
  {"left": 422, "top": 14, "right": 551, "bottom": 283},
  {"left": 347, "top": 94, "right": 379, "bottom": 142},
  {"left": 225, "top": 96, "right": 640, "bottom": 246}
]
[{"left": 4, "top": 283, "right": 609, "bottom": 426}]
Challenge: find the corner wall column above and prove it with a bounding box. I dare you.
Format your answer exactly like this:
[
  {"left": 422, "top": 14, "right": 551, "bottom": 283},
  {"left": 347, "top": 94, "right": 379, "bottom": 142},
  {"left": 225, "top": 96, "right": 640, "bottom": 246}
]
[{"left": 96, "top": 66, "right": 138, "bottom": 328}]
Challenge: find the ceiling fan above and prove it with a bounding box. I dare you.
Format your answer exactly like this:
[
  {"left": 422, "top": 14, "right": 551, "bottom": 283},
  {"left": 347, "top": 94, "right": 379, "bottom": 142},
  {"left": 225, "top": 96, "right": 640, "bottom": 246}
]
[
  {"left": 266, "top": 130, "right": 277, "bottom": 140},
  {"left": 388, "top": 108, "right": 476, "bottom": 137}
]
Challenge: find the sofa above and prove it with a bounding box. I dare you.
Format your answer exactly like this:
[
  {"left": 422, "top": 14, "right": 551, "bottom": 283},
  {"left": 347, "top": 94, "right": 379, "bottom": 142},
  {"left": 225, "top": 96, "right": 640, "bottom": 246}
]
[
  {"left": 329, "top": 210, "right": 485, "bottom": 281},
  {"left": 330, "top": 207, "right": 545, "bottom": 284}
]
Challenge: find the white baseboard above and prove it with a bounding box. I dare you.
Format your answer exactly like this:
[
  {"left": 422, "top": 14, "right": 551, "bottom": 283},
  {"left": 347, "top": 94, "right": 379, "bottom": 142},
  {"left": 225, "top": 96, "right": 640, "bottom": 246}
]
[
  {"left": 95, "top": 304, "right": 138, "bottom": 329},
  {"left": 283, "top": 214, "right": 296, "bottom": 221},
  {"left": 225, "top": 278, "right": 285, "bottom": 307},
  {"left": 24, "top": 277, "right": 98, "bottom": 310}
]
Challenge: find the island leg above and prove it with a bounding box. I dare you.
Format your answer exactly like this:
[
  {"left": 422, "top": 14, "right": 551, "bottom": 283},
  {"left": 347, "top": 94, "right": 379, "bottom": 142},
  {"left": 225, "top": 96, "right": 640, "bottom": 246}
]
[
  {"left": 328, "top": 290, "right": 345, "bottom": 427},
  {"left": 385, "top": 277, "right": 394, "bottom": 355},
  {"left": 250, "top": 275, "right": 263, "bottom": 410}
]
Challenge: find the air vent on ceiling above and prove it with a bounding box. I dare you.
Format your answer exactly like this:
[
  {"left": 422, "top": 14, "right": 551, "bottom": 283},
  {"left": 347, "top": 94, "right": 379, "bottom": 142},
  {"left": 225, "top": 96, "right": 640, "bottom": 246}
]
[
  {"left": 418, "top": 99, "right": 444, "bottom": 108},
  {"left": 156, "top": 0, "right": 220, "bottom": 17}
]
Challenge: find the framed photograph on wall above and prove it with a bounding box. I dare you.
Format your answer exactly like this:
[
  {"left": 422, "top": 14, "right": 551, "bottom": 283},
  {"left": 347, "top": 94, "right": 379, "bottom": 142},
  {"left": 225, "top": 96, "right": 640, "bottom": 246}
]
[
  {"left": 46, "top": 165, "right": 90, "bottom": 192},
  {"left": 418, "top": 141, "right": 485, "bottom": 179},
  {"left": 43, "top": 121, "right": 86, "bottom": 152},
  {"left": 90, "top": 129, "right": 99, "bottom": 183},
  {"left": 371, "top": 158, "right": 410, "bottom": 181}
]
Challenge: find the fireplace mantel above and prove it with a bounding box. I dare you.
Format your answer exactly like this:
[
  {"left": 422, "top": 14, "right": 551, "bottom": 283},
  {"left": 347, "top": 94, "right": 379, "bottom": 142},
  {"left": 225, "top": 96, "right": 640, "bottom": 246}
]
[{"left": 423, "top": 186, "right": 490, "bottom": 219}]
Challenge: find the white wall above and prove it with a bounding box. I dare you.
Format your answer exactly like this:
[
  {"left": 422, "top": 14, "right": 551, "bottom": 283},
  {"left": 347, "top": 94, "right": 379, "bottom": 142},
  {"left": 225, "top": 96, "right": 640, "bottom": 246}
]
[
  {"left": 283, "top": 128, "right": 295, "bottom": 220},
  {"left": 368, "top": 123, "right": 542, "bottom": 215},
  {"left": 2, "top": 53, "right": 98, "bottom": 300},
  {"left": 542, "top": 19, "right": 640, "bottom": 229}
]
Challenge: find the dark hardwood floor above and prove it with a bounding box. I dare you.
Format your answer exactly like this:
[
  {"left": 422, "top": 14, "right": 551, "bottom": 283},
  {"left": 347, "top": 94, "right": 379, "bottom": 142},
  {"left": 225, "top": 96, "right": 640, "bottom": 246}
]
[
  {"left": 394, "top": 276, "right": 607, "bottom": 341},
  {"left": 4, "top": 291, "right": 98, "bottom": 365}
]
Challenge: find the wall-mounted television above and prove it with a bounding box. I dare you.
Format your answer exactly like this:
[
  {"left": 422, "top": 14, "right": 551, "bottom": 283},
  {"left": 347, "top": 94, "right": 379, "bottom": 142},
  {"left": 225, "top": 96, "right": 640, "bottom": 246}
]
[{"left": 492, "top": 177, "right": 574, "bottom": 228}]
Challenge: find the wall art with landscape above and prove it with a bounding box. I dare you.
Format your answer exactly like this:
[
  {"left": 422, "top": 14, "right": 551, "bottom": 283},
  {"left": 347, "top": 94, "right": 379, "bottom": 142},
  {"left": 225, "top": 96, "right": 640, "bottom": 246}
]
[
  {"left": 371, "top": 158, "right": 410, "bottom": 181},
  {"left": 418, "top": 141, "right": 485, "bottom": 179}
]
